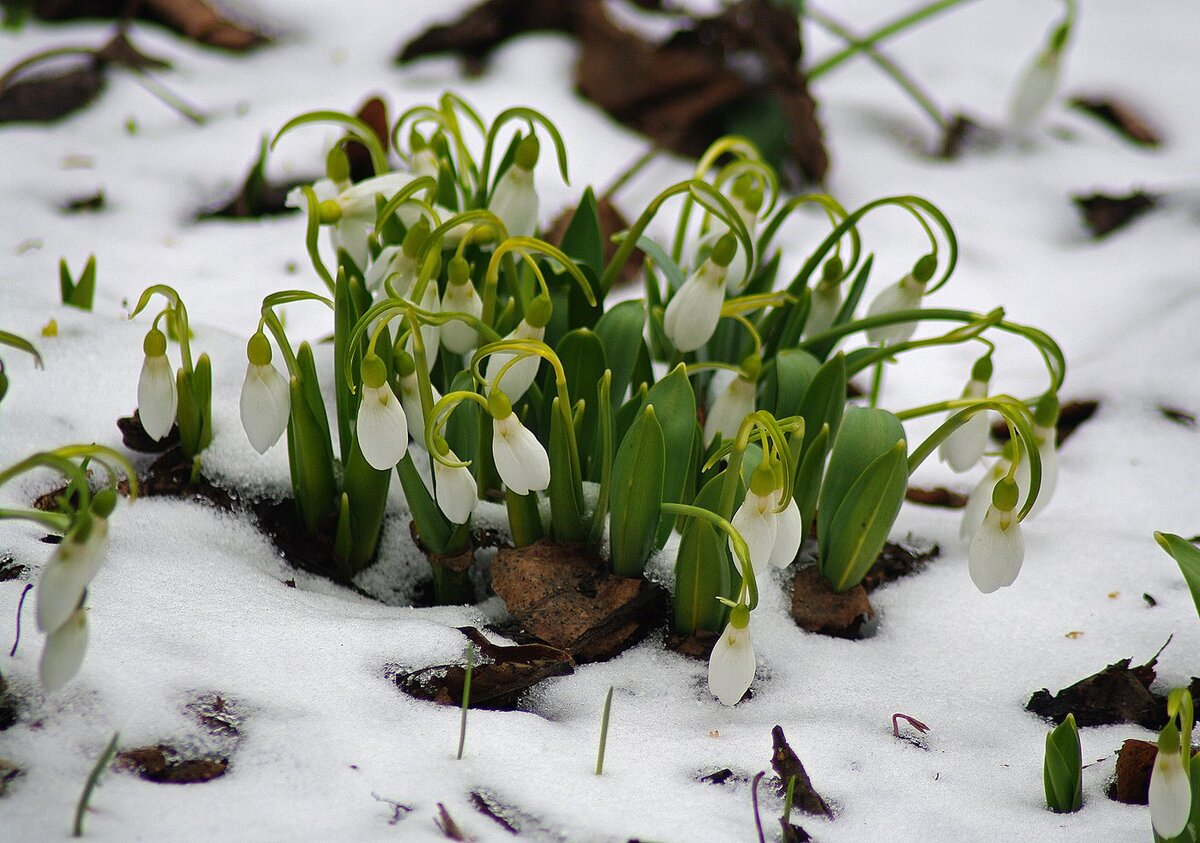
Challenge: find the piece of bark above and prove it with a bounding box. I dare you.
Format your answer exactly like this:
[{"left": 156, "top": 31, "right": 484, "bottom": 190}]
[
  {"left": 905, "top": 486, "right": 968, "bottom": 508},
  {"left": 770, "top": 725, "right": 833, "bottom": 819},
  {"left": 791, "top": 565, "right": 874, "bottom": 639},
  {"left": 1108, "top": 738, "right": 1156, "bottom": 805},
  {"left": 1026, "top": 650, "right": 1167, "bottom": 729},
  {"left": 991, "top": 399, "right": 1099, "bottom": 447},
  {"left": 395, "top": 627, "right": 574, "bottom": 709},
  {"left": 859, "top": 542, "right": 939, "bottom": 593},
  {"left": 490, "top": 541, "right": 666, "bottom": 663},
  {"left": 1074, "top": 192, "right": 1159, "bottom": 238},
  {"left": 1069, "top": 96, "right": 1162, "bottom": 147},
  {"left": 31, "top": 0, "right": 269, "bottom": 52},
  {"left": 0, "top": 62, "right": 105, "bottom": 124},
  {"left": 398, "top": 0, "right": 828, "bottom": 186},
  {"left": 114, "top": 745, "right": 228, "bottom": 784}
]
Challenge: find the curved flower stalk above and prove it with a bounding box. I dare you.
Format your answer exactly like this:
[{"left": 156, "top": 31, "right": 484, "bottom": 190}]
[
  {"left": 240, "top": 332, "right": 290, "bottom": 454},
  {"left": 664, "top": 233, "right": 737, "bottom": 352},
  {"left": 0, "top": 329, "right": 43, "bottom": 408}
]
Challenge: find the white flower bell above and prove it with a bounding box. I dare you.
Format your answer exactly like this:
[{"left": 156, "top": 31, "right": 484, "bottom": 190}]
[
  {"left": 967, "top": 477, "right": 1025, "bottom": 593},
  {"left": 730, "top": 461, "right": 802, "bottom": 574},
  {"left": 703, "top": 360, "right": 758, "bottom": 445},
  {"left": 1149, "top": 726, "right": 1193, "bottom": 839},
  {"left": 433, "top": 440, "right": 479, "bottom": 525},
  {"left": 36, "top": 509, "right": 108, "bottom": 634},
  {"left": 489, "top": 391, "right": 550, "bottom": 496},
  {"left": 708, "top": 603, "right": 755, "bottom": 706},
  {"left": 396, "top": 354, "right": 440, "bottom": 448},
  {"left": 939, "top": 357, "right": 993, "bottom": 473},
  {"left": 488, "top": 133, "right": 540, "bottom": 238},
  {"left": 137, "top": 328, "right": 177, "bottom": 442},
  {"left": 484, "top": 295, "right": 550, "bottom": 403},
  {"left": 355, "top": 354, "right": 408, "bottom": 471},
  {"left": 441, "top": 256, "right": 483, "bottom": 355},
  {"left": 960, "top": 458, "right": 1008, "bottom": 541},
  {"left": 805, "top": 268, "right": 843, "bottom": 339},
  {"left": 865, "top": 256, "right": 935, "bottom": 346},
  {"left": 1009, "top": 35, "right": 1065, "bottom": 129},
  {"left": 240, "top": 333, "right": 290, "bottom": 455},
  {"left": 39, "top": 607, "right": 89, "bottom": 693},
  {"left": 664, "top": 233, "right": 736, "bottom": 353}
]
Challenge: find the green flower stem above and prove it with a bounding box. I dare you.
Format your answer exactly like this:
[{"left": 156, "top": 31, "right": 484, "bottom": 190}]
[
  {"left": 588, "top": 371, "right": 614, "bottom": 544},
  {"left": 373, "top": 176, "right": 438, "bottom": 232},
  {"left": 846, "top": 308, "right": 1005, "bottom": 376},
  {"left": 757, "top": 193, "right": 857, "bottom": 277},
  {"left": 485, "top": 238, "right": 597, "bottom": 308},
  {"left": 130, "top": 284, "right": 195, "bottom": 373},
  {"left": 404, "top": 310, "right": 437, "bottom": 429},
  {"left": 661, "top": 502, "right": 757, "bottom": 610},
  {"left": 506, "top": 488, "right": 544, "bottom": 547},
  {"left": 298, "top": 185, "right": 334, "bottom": 293},
  {"left": 271, "top": 109, "right": 388, "bottom": 176},
  {"left": 806, "top": 0, "right": 975, "bottom": 80},
  {"left": 903, "top": 396, "right": 1042, "bottom": 519},
  {"left": 0, "top": 507, "right": 72, "bottom": 532},
  {"left": 0, "top": 330, "right": 42, "bottom": 368},
  {"left": 602, "top": 179, "right": 753, "bottom": 295},
  {"left": 258, "top": 309, "right": 301, "bottom": 379},
  {"left": 73, "top": 732, "right": 119, "bottom": 838},
  {"left": 428, "top": 390, "right": 491, "bottom": 460},
  {"left": 670, "top": 138, "right": 764, "bottom": 263}
]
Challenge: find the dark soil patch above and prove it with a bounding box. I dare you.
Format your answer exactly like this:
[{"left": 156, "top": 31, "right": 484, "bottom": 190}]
[
  {"left": 860, "top": 542, "right": 939, "bottom": 593},
  {"left": 1108, "top": 738, "right": 1155, "bottom": 805},
  {"left": 0, "top": 675, "right": 20, "bottom": 732},
  {"left": 469, "top": 790, "right": 531, "bottom": 835},
  {"left": 666, "top": 628, "right": 720, "bottom": 661},
  {"left": 25, "top": 0, "right": 270, "bottom": 52},
  {"left": 186, "top": 692, "right": 240, "bottom": 740},
  {"left": 118, "top": 411, "right": 178, "bottom": 453},
  {"left": 490, "top": 541, "right": 666, "bottom": 663},
  {"left": 1026, "top": 645, "right": 1168, "bottom": 729},
  {"left": 0, "top": 554, "right": 27, "bottom": 582},
  {"left": 905, "top": 486, "right": 967, "bottom": 508},
  {"left": 1068, "top": 96, "right": 1162, "bottom": 147},
  {"left": 114, "top": 745, "right": 228, "bottom": 784},
  {"left": 790, "top": 566, "right": 874, "bottom": 639},
  {"left": 699, "top": 767, "right": 736, "bottom": 785}
]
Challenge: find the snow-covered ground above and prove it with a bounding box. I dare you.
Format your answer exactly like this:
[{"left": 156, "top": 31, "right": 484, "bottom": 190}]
[{"left": 2, "top": 1, "right": 1199, "bottom": 840}]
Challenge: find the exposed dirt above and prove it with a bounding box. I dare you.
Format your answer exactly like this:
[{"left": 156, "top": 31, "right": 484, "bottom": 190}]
[
  {"left": 114, "top": 745, "right": 228, "bottom": 784},
  {"left": 790, "top": 565, "right": 874, "bottom": 639}
]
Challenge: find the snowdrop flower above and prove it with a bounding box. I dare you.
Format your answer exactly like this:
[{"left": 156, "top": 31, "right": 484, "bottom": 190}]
[
  {"left": 967, "top": 477, "right": 1024, "bottom": 593},
  {"left": 441, "top": 256, "right": 483, "bottom": 355},
  {"left": 365, "top": 220, "right": 429, "bottom": 296},
  {"left": 137, "top": 328, "right": 177, "bottom": 442},
  {"left": 730, "top": 462, "right": 802, "bottom": 574},
  {"left": 404, "top": 281, "right": 442, "bottom": 373},
  {"left": 664, "top": 233, "right": 736, "bottom": 353},
  {"left": 240, "top": 332, "right": 290, "bottom": 455},
  {"left": 484, "top": 295, "right": 550, "bottom": 403},
  {"left": 939, "top": 356, "right": 993, "bottom": 473},
  {"left": 36, "top": 507, "right": 109, "bottom": 634},
  {"left": 356, "top": 354, "right": 408, "bottom": 471},
  {"left": 865, "top": 256, "right": 935, "bottom": 346},
  {"left": 704, "top": 359, "right": 759, "bottom": 445},
  {"left": 433, "top": 439, "right": 478, "bottom": 525},
  {"left": 39, "top": 607, "right": 89, "bottom": 693},
  {"left": 1014, "top": 392, "right": 1060, "bottom": 517},
  {"left": 805, "top": 276, "right": 843, "bottom": 339},
  {"left": 489, "top": 391, "right": 550, "bottom": 496},
  {"left": 407, "top": 131, "right": 441, "bottom": 180},
  {"left": 1149, "top": 726, "right": 1192, "bottom": 839},
  {"left": 488, "top": 133, "right": 540, "bottom": 238},
  {"left": 709, "top": 603, "right": 755, "bottom": 706},
  {"left": 396, "top": 351, "right": 440, "bottom": 447},
  {"left": 1009, "top": 29, "right": 1067, "bottom": 129}
]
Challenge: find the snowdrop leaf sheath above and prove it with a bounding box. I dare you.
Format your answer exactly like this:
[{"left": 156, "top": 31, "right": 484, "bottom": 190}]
[
  {"left": 609, "top": 404, "right": 665, "bottom": 577},
  {"left": 356, "top": 384, "right": 409, "bottom": 471},
  {"left": 708, "top": 619, "right": 755, "bottom": 706},
  {"left": 240, "top": 363, "right": 290, "bottom": 454},
  {"left": 39, "top": 608, "right": 89, "bottom": 693}
]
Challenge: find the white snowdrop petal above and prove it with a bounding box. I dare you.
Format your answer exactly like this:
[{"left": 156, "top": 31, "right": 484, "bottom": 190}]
[
  {"left": 960, "top": 462, "right": 1004, "bottom": 541},
  {"left": 339, "top": 173, "right": 414, "bottom": 221},
  {"left": 968, "top": 507, "right": 1025, "bottom": 593},
  {"left": 488, "top": 166, "right": 538, "bottom": 237},
  {"left": 1010, "top": 52, "right": 1060, "bottom": 129},
  {"left": 39, "top": 609, "right": 88, "bottom": 693},
  {"left": 941, "top": 409, "right": 990, "bottom": 473},
  {"left": 1149, "top": 750, "right": 1193, "bottom": 839},
  {"left": 485, "top": 321, "right": 544, "bottom": 402},
  {"left": 708, "top": 622, "right": 755, "bottom": 706},
  {"left": 664, "top": 268, "right": 725, "bottom": 353},
  {"left": 399, "top": 375, "right": 440, "bottom": 448},
  {"left": 769, "top": 495, "right": 803, "bottom": 569},
  {"left": 137, "top": 353, "right": 177, "bottom": 441},
  {"left": 36, "top": 555, "right": 89, "bottom": 633},
  {"left": 730, "top": 492, "right": 777, "bottom": 576},
  {"left": 435, "top": 458, "right": 479, "bottom": 524},
  {"left": 356, "top": 385, "right": 409, "bottom": 470},
  {"left": 240, "top": 363, "right": 290, "bottom": 454},
  {"left": 492, "top": 415, "right": 550, "bottom": 495},
  {"left": 865, "top": 277, "right": 923, "bottom": 345},
  {"left": 704, "top": 376, "right": 756, "bottom": 444},
  {"left": 442, "top": 282, "right": 483, "bottom": 354},
  {"left": 804, "top": 284, "right": 842, "bottom": 339}
]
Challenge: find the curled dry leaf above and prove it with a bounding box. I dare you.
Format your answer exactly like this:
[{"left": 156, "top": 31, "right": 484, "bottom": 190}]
[
  {"left": 1074, "top": 192, "right": 1159, "bottom": 238},
  {"left": 771, "top": 725, "right": 833, "bottom": 819},
  {"left": 1026, "top": 645, "right": 1169, "bottom": 729},
  {"left": 1069, "top": 96, "right": 1162, "bottom": 147}
]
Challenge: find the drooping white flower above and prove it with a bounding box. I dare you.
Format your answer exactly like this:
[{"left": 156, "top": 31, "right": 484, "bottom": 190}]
[
  {"left": 488, "top": 134, "right": 540, "bottom": 238},
  {"left": 398, "top": 370, "right": 440, "bottom": 448},
  {"left": 664, "top": 235, "right": 736, "bottom": 353},
  {"left": 401, "top": 281, "right": 442, "bottom": 373},
  {"left": 805, "top": 280, "right": 843, "bottom": 339},
  {"left": 1010, "top": 48, "right": 1062, "bottom": 130},
  {"left": 940, "top": 379, "right": 990, "bottom": 473},
  {"left": 240, "top": 333, "right": 290, "bottom": 455},
  {"left": 1149, "top": 737, "right": 1193, "bottom": 839},
  {"left": 484, "top": 319, "right": 545, "bottom": 403},
  {"left": 866, "top": 272, "right": 927, "bottom": 346},
  {"left": 961, "top": 459, "right": 1009, "bottom": 542},
  {"left": 708, "top": 607, "right": 755, "bottom": 707},
  {"left": 1014, "top": 422, "right": 1059, "bottom": 519},
  {"left": 768, "top": 493, "right": 803, "bottom": 570},
  {"left": 39, "top": 607, "right": 88, "bottom": 693},
  {"left": 356, "top": 355, "right": 408, "bottom": 471},
  {"left": 704, "top": 373, "right": 757, "bottom": 445},
  {"left": 137, "top": 328, "right": 177, "bottom": 442},
  {"left": 491, "top": 404, "right": 550, "bottom": 496},
  {"left": 36, "top": 514, "right": 108, "bottom": 634},
  {"left": 441, "top": 256, "right": 483, "bottom": 355},
  {"left": 729, "top": 464, "right": 802, "bottom": 574},
  {"left": 434, "top": 446, "right": 479, "bottom": 525},
  {"left": 968, "top": 503, "right": 1025, "bottom": 594}
]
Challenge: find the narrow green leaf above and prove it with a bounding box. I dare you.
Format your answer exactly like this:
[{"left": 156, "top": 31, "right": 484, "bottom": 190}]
[
  {"left": 549, "top": 397, "right": 586, "bottom": 542},
  {"left": 559, "top": 186, "right": 604, "bottom": 277},
  {"left": 763, "top": 348, "right": 821, "bottom": 419},
  {"left": 821, "top": 442, "right": 908, "bottom": 591},
  {"left": 609, "top": 404, "right": 665, "bottom": 576},
  {"left": 339, "top": 437, "right": 391, "bottom": 573},
  {"left": 818, "top": 406, "right": 905, "bottom": 544},
  {"left": 397, "top": 452, "right": 451, "bottom": 553},
  {"left": 636, "top": 235, "right": 687, "bottom": 292},
  {"left": 674, "top": 472, "right": 735, "bottom": 635},
  {"left": 546, "top": 329, "right": 606, "bottom": 472},
  {"left": 639, "top": 364, "right": 697, "bottom": 547},
  {"left": 444, "top": 370, "right": 480, "bottom": 468},
  {"left": 1155, "top": 532, "right": 1200, "bottom": 620},
  {"left": 797, "top": 351, "right": 847, "bottom": 457},
  {"left": 506, "top": 488, "right": 544, "bottom": 548},
  {"left": 1044, "top": 713, "right": 1083, "bottom": 813},
  {"left": 59, "top": 258, "right": 74, "bottom": 303},
  {"left": 594, "top": 300, "right": 646, "bottom": 404}
]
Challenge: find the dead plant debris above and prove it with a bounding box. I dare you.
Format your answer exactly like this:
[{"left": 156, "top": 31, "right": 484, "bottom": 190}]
[
  {"left": 791, "top": 565, "right": 874, "bottom": 639},
  {"left": 25, "top": 0, "right": 269, "bottom": 52},
  {"left": 1068, "top": 96, "right": 1162, "bottom": 147},
  {"left": 1074, "top": 191, "right": 1159, "bottom": 238},
  {"left": 114, "top": 744, "right": 228, "bottom": 784},
  {"left": 905, "top": 485, "right": 968, "bottom": 508},
  {"left": 770, "top": 725, "right": 833, "bottom": 819},
  {"left": 1108, "top": 738, "right": 1155, "bottom": 805},
  {"left": 1026, "top": 644, "right": 1169, "bottom": 729}
]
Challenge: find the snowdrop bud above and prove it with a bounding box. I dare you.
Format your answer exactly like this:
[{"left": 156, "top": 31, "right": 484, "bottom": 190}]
[
  {"left": 664, "top": 234, "right": 735, "bottom": 353},
  {"left": 240, "top": 333, "right": 290, "bottom": 455},
  {"left": 1009, "top": 46, "right": 1063, "bottom": 129},
  {"left": 939, "top": 368, "right": 991, "bottom": 473},
  {"left": 490, "top": 393, "right": 550, "bottom": 496},
  {"left": 709, "top": 603, "right": 755, "bottom": 706},
  {"left": 326, "top": 145, "right": 350, "bottom": 184},
  {"left": 408, "top": 131, "right": 440, "bottom": 179},
  {"left": 704, "top": 361, "right": 758, "bottom": 445},
  {"left": 1149, "top": 725, "right": 1192, "bottom": 839},
  {"left": 442, "top": 257, "right": 483, "bottom": 355},
  {"left": 489, "top": 134, "right": 540, "bottom": 238},
  {"left": 356, "top": 354, "right": 408, "bottom": 471},
  {"left": 433, "top": 438, "right": 478, "bottom": 524},
  {"left": 318, "top": 199, "right": 343, "bottom": 225},
  {"left": 36, "top": 513, "right": 107, "bottom": 633},
  {"left": 968, "top": 477, "right": 1025, "bottom": 593},
  {"left": 39, "top": 607, "right": 89, "bottom": 693},
  {"left": 484, "top": 309, "right": 547, "bottom": 402},
  {"left": 865, "top": 257, "right": 933, "bottom": 345},
  {"left": 137, "top": 328, "right": 177, "bottom": 441}
]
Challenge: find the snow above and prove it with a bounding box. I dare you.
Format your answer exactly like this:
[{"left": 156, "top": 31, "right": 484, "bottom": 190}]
[{"left": 2, "top": 1, "right": 1199, "bottom": 840}]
